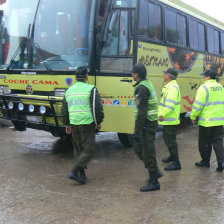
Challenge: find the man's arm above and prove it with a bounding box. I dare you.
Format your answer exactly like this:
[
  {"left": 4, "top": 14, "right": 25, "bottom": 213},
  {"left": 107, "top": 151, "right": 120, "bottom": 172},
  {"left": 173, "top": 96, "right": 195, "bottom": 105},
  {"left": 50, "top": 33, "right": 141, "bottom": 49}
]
[
  {"left": 190, "top": 86, "right": 206, "bottom": 121},
  {"left": 159, "top": 85, "right": 178, "bottom": 118},
  {"left": 135, "top": 85, "right": 150, "bottom": 133},
  {"left": 90, "top": 88, "right": 104, "bottom": 125}
]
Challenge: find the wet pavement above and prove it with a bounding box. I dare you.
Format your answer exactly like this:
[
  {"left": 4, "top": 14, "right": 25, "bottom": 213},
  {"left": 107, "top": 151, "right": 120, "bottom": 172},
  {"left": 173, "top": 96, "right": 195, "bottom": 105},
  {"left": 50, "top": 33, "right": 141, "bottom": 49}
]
[{"left": 0, "top": 123, "right": 224, "bottom": 224}]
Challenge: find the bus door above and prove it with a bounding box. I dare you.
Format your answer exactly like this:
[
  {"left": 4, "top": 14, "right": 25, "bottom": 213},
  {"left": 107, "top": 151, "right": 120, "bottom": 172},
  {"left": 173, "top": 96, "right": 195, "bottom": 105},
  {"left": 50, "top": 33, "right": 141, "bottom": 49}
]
[{"left": 96, "top": 0, "right": 136, "bottom": 134}]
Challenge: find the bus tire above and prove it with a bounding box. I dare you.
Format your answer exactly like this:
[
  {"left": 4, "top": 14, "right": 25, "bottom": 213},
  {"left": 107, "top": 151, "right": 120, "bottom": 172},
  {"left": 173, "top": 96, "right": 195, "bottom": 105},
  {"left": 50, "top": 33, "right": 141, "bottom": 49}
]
[
  {"left": 117, "top": 133, "right": 133, "bottom": 148},
  {"left": 12, "top": 121, "right": 26, "bottom": 131}
]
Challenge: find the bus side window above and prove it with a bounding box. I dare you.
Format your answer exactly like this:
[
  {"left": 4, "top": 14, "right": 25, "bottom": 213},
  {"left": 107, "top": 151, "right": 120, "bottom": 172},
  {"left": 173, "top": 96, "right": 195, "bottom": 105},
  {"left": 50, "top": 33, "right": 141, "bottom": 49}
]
[
  {"left": 102, "top": 10, "right": 131, "bottom": 56},
  {"left": 102, "top": 11, "right": 119, "bottom": 55},
  {"left": 119, "top": 11, "right": 129, "bottom": 55}
]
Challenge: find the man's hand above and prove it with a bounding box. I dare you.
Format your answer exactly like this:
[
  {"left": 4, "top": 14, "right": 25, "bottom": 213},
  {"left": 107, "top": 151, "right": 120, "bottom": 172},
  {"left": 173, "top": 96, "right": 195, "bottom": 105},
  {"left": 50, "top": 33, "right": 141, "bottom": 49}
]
[
  {"left": 97, "top": 124, "right": 102, "bottom": 131},
  {"left": 191, "top": 120, "right": 196, "bottom": 125},
  {"left": 65, "top": 125, "right": 72, "bottom": 134},
  {"left": 159, "top": 115, "right": 164, "bottom": 121}
]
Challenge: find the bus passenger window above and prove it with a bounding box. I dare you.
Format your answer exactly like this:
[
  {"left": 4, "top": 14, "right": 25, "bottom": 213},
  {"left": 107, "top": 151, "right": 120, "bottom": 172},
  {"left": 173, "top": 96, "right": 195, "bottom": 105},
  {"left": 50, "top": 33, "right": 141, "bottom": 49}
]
[
  {"left": 165, "top": 9, "right": 177, "bottom": 44},
  {"left": 214, "top": 30, "right": 220, "bottom": 55},
  {"left": 177, "top": 14, "right": 186, "bottom": 47},
  {"left": 189, "top": 20, "right": 205, "bottom": 51},
  {"left": 138, "top": 1, "right": 162, "bottom": 41},
  {"left": 148, "top": 2, "right": 162, "bottom": 41},
  {"left": 221, "top": 32, "right": 224, "bottom": 55},
  {"left": 207, "top": 27, "right": 215, "bottom": 54},
  {"left": 189, "top": 20, "right": 199, "bottom": 50},
  {"left": 198, "top": 23, "right": 205, "bottom": 51},
  {"left": 138, "top": 0, "right": 148, "bottom": 36}
]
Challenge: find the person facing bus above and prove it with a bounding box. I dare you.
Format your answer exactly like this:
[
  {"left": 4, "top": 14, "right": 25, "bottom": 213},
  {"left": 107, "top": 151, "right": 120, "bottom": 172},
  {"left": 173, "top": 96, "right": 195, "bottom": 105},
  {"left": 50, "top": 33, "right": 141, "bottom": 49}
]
[
  {"left": 61, "top": 66, "right": 104, "bottom": 184},
  {"left": 132, "top": 63, "right": 162, "bottom": 192},
  {"left": 159, "top": 68, "right": 181, "bottom": 171},
  {"left": 190, "top": 69, "right": 224, "bottom": 172}
]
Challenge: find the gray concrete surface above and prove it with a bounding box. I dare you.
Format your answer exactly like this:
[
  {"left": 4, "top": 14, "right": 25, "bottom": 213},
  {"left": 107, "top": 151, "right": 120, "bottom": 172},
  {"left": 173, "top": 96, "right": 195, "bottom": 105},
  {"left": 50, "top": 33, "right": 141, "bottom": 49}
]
[
  {"left": 0, "top": 119, "right": 11, "bottom": 127},
  {"left": 0, "top": 124, "right": 224, "bottom": 224}
]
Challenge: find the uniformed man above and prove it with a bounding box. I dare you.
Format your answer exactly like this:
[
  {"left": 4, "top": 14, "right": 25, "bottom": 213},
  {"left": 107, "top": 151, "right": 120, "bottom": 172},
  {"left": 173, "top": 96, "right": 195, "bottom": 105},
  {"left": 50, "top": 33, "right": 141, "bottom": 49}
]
[
  {"left": 159, "top": 68, "right": 181, "bottom": 170},
  {"left": 190, "top": 69, "right": 224, "bottom": 172},
  {"left": 132, "top": 63, "right": 162, "bottom": 192},
  {"left": 61, "top": 66, "right": 104, "bottom": 184}
]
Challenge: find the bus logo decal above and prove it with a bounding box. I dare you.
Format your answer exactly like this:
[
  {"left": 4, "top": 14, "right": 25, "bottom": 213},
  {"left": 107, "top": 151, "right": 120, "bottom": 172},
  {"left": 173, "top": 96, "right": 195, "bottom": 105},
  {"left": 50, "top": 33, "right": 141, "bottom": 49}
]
[
  {"left": 26, "top": 85, "right": 33, "bottom": 94},
  {"left": 66, "top": 78, "right": 73, "bottom": 86}
]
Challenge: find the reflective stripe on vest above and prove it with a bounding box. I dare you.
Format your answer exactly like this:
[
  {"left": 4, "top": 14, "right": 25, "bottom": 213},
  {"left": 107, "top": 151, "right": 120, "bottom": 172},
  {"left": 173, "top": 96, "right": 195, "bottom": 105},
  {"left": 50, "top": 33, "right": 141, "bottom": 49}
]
[
  {"left": 159, "top": 103, "right": 174, "bottom": 111},
  {"left": 192, "top": 106, "right": 202, "bottom": 111},
  {"left": 163, "top": 118, "right": 180, "bottom": 122},
  {"left": 199, "top": 117, "right": 224, "bottom": 121}
]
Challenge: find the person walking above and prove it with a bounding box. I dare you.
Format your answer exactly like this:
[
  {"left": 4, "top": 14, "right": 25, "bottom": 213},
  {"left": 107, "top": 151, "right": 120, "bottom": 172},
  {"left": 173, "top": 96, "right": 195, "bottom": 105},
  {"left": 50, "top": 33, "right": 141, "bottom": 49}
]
[
  {"left": 61, "top": 66, "right": 104, "bottom": 184},
  {"left": 132, "top": 63, "right": 162, "bottom": 192},
  {"left": 159, "top": 68, "right": 181, "bottom": 170},
  {"left": 190, "top": 69, "right": 224, "bottom": 172}
]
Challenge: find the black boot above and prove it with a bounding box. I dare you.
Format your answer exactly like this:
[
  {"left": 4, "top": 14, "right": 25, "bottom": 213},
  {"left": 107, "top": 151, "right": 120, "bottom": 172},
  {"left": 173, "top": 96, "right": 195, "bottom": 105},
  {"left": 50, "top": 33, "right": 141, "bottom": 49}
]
[
  {"left": 68, "top": 165, "right": 86, "bottom": 184},
  {"left": 216, "top": 163, "right": 224, "bottom": 172},
  {"left": 80, "top": 168, "right": 87, "bottom": 180},
  {"left": 140, "top": 173, "right": 160, "bottom": 192},
  {"left": 162, "top": 155, "right": 173, "bottom": 163},
  {"left": 195, "top": 160, "right": 210, "bottom": 168},
  {"left": 147, "top": 169, "right": 163, "bottom": 182},
  {"left": 164, "top": 160, "right": 181, "bottom": 171}
]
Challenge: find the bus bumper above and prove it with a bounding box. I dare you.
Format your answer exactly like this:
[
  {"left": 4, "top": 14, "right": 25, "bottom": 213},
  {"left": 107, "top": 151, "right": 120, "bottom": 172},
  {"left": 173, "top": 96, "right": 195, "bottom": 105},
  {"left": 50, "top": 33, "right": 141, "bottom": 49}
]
[{"left": 0, "top": 94, "right": 66, "bottom": 137}]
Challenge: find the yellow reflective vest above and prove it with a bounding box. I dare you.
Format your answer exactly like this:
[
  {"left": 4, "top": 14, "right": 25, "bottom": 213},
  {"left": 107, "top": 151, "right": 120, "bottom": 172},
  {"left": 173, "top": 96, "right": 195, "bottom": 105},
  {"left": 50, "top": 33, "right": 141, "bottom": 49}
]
[
  {"left": 159, "top": 80, "right": 181, "bottom": 125},
  {"left": 65, "top": 81, "right": 94, "bottom": 125},
  {"left": 191, "top": 79, "right": 224, "bottom": 127}
]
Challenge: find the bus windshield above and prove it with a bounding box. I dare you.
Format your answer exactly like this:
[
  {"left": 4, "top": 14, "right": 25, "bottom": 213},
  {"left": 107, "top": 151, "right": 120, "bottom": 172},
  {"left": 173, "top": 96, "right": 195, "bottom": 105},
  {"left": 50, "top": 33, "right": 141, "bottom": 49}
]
[{"left": 0, "top": 0, "right": 92, "bottom": 71}]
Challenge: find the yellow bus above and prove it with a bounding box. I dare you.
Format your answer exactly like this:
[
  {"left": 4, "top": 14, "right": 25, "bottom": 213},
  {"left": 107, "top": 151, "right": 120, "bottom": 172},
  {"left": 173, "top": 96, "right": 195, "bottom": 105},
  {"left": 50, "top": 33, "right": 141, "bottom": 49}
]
[{"left": 0, "top": 0, "right": 223, "bottom": 146}]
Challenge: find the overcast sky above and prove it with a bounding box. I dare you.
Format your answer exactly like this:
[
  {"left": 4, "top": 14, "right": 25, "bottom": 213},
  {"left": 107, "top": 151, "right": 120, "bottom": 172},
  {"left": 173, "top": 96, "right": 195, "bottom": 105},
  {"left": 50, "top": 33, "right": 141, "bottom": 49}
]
[
  {"left": 183, "top": 0, "right": 224, "bottom": 23},
  {"left": 0, "top": 0, "right": 223, "bottom": 23}
]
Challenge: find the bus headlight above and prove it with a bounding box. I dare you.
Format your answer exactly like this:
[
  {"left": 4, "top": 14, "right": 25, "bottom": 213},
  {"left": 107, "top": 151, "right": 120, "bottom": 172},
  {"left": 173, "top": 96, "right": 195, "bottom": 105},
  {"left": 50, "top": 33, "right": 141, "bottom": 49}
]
[
  {"left": 8, "top": 102, "right": 14, "bottom": 110},
  {"left": 39, "top": 106, "right": 46, "bottom": 114},
  {"left": 18, "top": 103, "right": 24, "bottom": 111},
  {"left": 54, "top": 89, "right": 66, "bottom": 97},
  {"left": 0, "top": 86, "right": 11, "bottom": 94},
  {"left": 28, "top": 105, "right": 35, "bottom": 113}
]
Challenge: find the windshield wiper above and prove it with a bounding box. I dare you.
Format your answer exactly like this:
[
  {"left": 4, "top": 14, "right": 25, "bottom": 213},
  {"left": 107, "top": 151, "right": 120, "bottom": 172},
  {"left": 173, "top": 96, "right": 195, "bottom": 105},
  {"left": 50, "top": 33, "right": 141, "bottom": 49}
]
[
  {"left": 6, "top": 24, "right": 32, "bottom": 71},
  {"left": 6, "top": 24, "right": 52, "bottom": 72},
  {"left": 32, "top": 42, "right": 52, "bottom": 72},
  {"left": 6, "top": 39, "right": 26, "bottom": 71}
]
